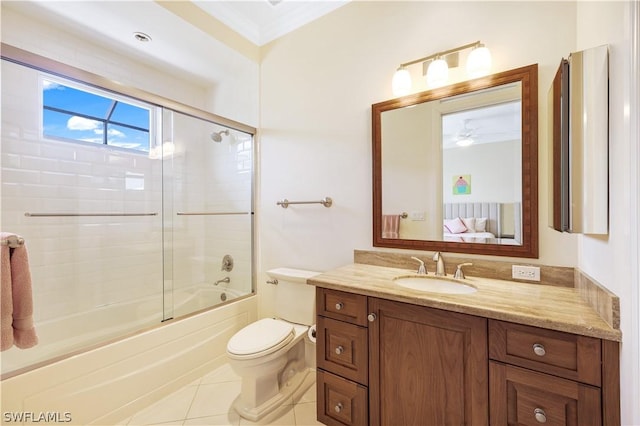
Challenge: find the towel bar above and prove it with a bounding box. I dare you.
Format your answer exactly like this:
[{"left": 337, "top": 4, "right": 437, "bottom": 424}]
[
  {"left": 277, "top": 197, "right": 333, "bottom": 208},
  {"left": 25, "top": 212, "right": 158, "bottom": 217},
  {"left": 0, "top": 235, "right": 25, "bottom": 248},
  {"left": 176, "top": 212, "right": 250, "bottom": 216}
]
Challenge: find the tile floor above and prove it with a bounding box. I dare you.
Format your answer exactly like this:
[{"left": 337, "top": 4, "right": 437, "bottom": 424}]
[{"left": 120, "top": 363, "right": 324, "bottom": 426}]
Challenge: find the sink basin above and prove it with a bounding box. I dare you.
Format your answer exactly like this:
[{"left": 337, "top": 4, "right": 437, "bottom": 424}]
[{"left": 393, "top": 275, "right": 477, "bottom": 294}]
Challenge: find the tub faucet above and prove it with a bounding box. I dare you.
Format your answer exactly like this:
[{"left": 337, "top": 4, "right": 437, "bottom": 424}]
[
  {"left": 221, "top": 254, "right": 234, "bottom": 272},
  {"left": 411, "top": 256, "right": 427, "bottom": 275},
  {"left": 433, "top": 252, "right": 446, "bottom": 276},
  {"left": 214, "top": 277, "right": 230, "bottom": 286}
]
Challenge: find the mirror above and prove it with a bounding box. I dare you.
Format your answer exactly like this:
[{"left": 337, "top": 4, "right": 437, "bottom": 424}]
[{"left": 372, "top": 64, "right": 538, "bottom": 258}]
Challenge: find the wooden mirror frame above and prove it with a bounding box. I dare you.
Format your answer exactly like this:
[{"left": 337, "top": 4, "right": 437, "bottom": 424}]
[{"left": 372, "top": 64, "right": 538, "bottom": 258}]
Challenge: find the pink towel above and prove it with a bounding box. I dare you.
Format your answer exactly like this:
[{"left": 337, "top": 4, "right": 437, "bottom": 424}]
[
  {"left": 382, "top": 215, "right": 400, "bottom": 239},
  {"left": 1, "top": 233, "right": 38, "bottom": 351},
  {"left": 1, "top": 243, "right": 12, "bottom": 350}
]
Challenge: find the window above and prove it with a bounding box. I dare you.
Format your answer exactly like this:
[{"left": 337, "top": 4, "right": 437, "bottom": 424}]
[{"left": 42, "top": 76, "right": 154, "bottom": 153}]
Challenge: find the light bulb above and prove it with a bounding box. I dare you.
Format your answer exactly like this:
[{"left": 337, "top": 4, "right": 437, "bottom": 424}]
[
  {"left": 392, "top": 67, "right": 412, "bottom": 97},
  {"left": 466, "top": 45, "right": 492, "bottom": 78},
  {"left": 426, "top": 58, "right": 449, "bottom": 88}
]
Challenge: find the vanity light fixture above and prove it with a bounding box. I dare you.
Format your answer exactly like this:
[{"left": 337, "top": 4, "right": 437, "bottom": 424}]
[
  {"left": 391, "top": 41, "right": 492, "bottom": 96},
  {"left": 391, "top": 66, "right": 412, "bottom": 97},
  {"left": 425, "top": 57, "right": 449, "bottom": 89}
]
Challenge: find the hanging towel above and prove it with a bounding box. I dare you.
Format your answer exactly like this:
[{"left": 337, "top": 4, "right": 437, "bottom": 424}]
[
  {"left": 1, "top": 232, "right": 38, "bottom": 351},
  {"left": 1, "top": 241, "right": 13, "bottom": 351},
  {"left": 382, "top": 215, "right": 401, "bottom": 239}
]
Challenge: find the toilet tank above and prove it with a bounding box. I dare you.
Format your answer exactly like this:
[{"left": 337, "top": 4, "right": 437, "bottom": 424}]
[{"left": 267, "top": 268, "right": 320, "bottom": 326}]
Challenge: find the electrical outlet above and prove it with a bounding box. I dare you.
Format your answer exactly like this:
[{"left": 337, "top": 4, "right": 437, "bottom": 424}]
[
  {"left": 410, "top": 211, "right": 425, "bottom": 221},
  {"left": 512, "top": 265, "right": 541, "bottom": 281}
]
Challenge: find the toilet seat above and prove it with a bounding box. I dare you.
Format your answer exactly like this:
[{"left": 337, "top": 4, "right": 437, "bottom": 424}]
[{"left": 227, "top": 318, "right": 294, "bottom": 359}]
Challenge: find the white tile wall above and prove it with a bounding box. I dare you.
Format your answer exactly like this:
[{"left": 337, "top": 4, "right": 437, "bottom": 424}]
[
  {"left": 2, "top": 61, "right": 164, "bottom": 322},
  {"left": 1, "top": 61, "right": 254, "bottom": 373},
  {"left": 165, "top": 110, "right": 253, "bottom": 299}
]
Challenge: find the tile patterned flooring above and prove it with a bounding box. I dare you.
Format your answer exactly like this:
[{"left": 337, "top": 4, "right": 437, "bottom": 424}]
[{"left": 120, "top": 363, "right": 324, "bottom": 426}]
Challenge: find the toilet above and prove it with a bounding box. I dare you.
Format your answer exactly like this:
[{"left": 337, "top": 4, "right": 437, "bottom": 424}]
[{"left": 226, "top": 267, "right": 319, "bottom": 421}]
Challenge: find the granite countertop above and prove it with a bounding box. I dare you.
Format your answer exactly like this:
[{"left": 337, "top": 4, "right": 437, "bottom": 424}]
[{"left": 308, "top": 263, "right": 622, "bottom": 342}]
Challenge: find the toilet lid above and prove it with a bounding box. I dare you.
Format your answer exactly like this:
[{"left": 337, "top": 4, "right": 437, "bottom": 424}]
[{"left": 227, "top": 318, "right": 294, "bottom": 356}]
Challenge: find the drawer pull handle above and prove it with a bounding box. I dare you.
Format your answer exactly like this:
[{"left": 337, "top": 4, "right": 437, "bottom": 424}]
[
  {"left": 335, "top": 302, "right": 344, "bottom": 310},
  {"left": 368, "top": 313, "right": 377, "bottom": 322},
  {"left": 335, "top": 402, "right": 343, "bottom": 413},
  {"left": 534, "top": 408, "right": 547, "bottom": 423},
  {"left": 335, "top": 345, "right": 344, "bottom": 355},
  {"left": 533, "top": 343, "right": 546, "bottom": 356}
]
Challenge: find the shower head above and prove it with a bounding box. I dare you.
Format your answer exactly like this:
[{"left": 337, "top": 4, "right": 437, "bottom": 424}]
[{"left": 210, "top": 129, "right": 229, "bottom": 142}]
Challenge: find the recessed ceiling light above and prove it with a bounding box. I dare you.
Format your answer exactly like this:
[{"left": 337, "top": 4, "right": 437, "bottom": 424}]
[
  {"left": 267, "top": 0, "right": 284, "bottom": 7},
  {"left": 133, "top": 32, "right": 152, "bottom": 42}
]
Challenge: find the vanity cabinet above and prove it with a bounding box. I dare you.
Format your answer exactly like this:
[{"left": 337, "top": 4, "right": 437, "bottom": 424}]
[
  {"left": 316, "top": 287, "right": 620, "bottom": 426},
  {"left": 316, "top": 288, "right": 488, "bottom": 426},
  {"left": 317, "top": 288, "right": 369, "bottom": 426},
  {"left": 488, "top": 320, "right": 618, "bottom": 425},
  {"left": 368, "top": 297, "right": 488, "bottom": 426}
]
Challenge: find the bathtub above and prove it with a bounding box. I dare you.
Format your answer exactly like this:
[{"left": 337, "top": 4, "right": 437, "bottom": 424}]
[
  {"left": 0, "top": 293, "right": 256, "bottom": 424},
  {"left": 1, "top": 284, "right": 245, "bottom": 376},
  {"left": 172, "top": 284, "right": 243, "bottom": 318}
]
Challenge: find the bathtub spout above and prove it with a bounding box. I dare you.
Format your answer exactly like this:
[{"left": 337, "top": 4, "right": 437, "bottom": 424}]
[{"left": 214, "top": 277, "right": 230, "bottom": 285}]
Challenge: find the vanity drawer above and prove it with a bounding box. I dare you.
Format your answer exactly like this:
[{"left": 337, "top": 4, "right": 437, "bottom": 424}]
[
  {"left": 489, "top": 320, "right": 601, "bottom": 386},
  {"left": 317, "top": 288, "right": 368, "bottom": 326},
  {"left": 317, "top": 316, "right": 368, "bottom": 385},
  {"left": 317, "top": 370, "right": 368, "bottom": 426},
  {"left": 490, "top": 361, "right": 601, "bottom": 426}
]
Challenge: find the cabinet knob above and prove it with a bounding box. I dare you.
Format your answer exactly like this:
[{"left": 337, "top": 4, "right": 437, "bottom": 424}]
[
  {"left": 335, "top": 302, "right": 344, "bottom": 310},
  {"left": 334, "top": 402, "right": 343, "bottom": 413},
  {"left": 533, "top": 343, "right": 546, "bottom": 356},
  {"left": 367, "top": 313, "right": 377, "bottom": 322},
  {"left": 534, "top": 408, "right": 547, "bottom": 423},
  {"left": 335, "top": 345, "right": 344, "bottom": 355}
]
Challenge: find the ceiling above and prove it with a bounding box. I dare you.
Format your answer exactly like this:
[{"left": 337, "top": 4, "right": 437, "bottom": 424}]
[
  {"left": 442, "top": 101, "right": 522, "bottom": 150},
  {"left": 192, "top": 0, "right": 349, "bottom": 46},
  {"left": 3, "top": 0, "right": 349, "bottom": 86}
]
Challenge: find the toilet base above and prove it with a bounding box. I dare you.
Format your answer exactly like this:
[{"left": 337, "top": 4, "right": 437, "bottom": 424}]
[{"left": 232, "top": 367, "right": 314, "bottom": 422}]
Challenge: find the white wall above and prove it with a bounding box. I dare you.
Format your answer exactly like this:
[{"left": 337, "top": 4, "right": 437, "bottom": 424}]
[
  {"left": 575, "top": 2, "right": 640, "bottom": 424},
  {"left": 258, "top": 0, "right": 579, "bottom": 314},
  {"left": 442, "top": 141, "right": 521, "bottom": 204},
  {"left": 260, "top": 3, "right": 638, "bottom": 422},
  {"left": 382, "top": 102, "right": 442, "bottom": 240},
  {"left": 1, "top": 3, "right": 261, "bottom": 420}
]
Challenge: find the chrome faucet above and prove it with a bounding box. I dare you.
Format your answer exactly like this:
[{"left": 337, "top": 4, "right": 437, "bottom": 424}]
[
  {"left": 411, "top": 256, "right": 427, "bottom": 275},
  {"left": 433, "top": 252, "right": 446, "bottom": 276},
  {"left": 453, "top": 263, "right": 473, "bottom": 279},
  {"left": 214, "top": 277, "right": 230, "bottom": 286}
]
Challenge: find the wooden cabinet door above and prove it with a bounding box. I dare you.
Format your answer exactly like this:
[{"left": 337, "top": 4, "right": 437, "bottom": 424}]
[
  {"left": 489, "top": 320, "right": 601, "bottom": 386},
  {"left": 317, "top": 316, "right": 369, "bottom": 385},
  {"left": 369, "top": 298, "right": 488, "bottom": 426},
  {"left": 489, "top": 361, "right": 601, "bottom": 426},
  {"left": 317, "top": 370, "right": 368, "bottom": 426}
]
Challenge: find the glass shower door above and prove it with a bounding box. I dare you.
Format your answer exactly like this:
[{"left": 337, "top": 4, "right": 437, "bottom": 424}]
[{"left": 161, "top": 109, "right": 253, "bottom": 321}]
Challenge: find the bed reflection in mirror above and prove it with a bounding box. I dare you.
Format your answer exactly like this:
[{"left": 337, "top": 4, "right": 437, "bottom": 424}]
[{"left": 381, "top": 83, "right": 523, "bottom": 245}]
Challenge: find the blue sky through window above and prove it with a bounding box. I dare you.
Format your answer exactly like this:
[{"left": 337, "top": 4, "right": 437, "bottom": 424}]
[{"left": 42, "top": 78, "right": 152, "bottom": 152}]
